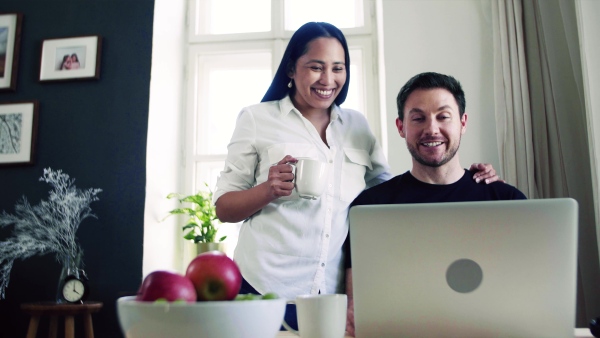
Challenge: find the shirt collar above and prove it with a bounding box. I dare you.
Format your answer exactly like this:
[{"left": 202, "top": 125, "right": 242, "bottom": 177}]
[
  {"left": 279, "top": 95, "right": 296, "bottom": 116},
  {"left": 279, "top": 95, "right": 344, "bottom": 124}
]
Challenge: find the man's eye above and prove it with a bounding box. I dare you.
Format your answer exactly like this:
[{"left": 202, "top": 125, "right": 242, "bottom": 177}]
[{"left": 311, "top": 66, "right": 323, "bottom": 71}]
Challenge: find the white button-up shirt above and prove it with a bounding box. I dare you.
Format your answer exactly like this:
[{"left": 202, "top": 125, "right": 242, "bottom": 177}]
[{"left": 214, "top": 96, "right": 391, "bottom": 300}]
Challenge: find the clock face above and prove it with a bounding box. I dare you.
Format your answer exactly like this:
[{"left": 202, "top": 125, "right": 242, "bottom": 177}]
[{"left": 62, "top": 278, "right": 87, "bottom": 303}]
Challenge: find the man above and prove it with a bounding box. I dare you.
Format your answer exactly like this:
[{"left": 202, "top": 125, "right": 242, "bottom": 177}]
[{"left": 344, "top": 72, "right": 526, "bottom": 336}]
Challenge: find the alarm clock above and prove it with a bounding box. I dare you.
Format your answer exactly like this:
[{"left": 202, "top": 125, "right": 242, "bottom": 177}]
[{"left": 61, "top": 274, "right": 90, "bottom": 303}]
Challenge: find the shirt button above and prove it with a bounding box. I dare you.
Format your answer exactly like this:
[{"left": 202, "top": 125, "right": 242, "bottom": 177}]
[
  {"left": 328, "top": 160, "right": 333, "bottom": 163},
  {"left": 321, "top": 263, "right": 325, "bottom": 267},
  {"left": 325, "top": 234, "right": 330, "bottom": 238}
]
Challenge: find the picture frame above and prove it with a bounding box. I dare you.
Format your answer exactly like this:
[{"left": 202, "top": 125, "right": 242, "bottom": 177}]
[
  {"left": 0, "top": 101, "right": 39, "bottom": 166},
  {"left": 0, "top": 13, "right": 23, "bottom": 92},
  {"left": 39, "top": 35, "right": 102, "bottom": 82}
]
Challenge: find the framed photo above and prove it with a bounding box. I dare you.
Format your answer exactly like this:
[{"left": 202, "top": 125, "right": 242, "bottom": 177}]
[
  {"left": 0, "top": 13, "right": 23, "bottom": 91},
  {"left": 39, "top": 35, "right": 102, "bottom": 82},
  {"left": 0, "top": 101, "right": 39, "bottom": 166}
]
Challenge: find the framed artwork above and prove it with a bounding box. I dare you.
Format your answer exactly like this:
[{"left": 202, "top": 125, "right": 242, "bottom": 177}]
[
  {"left": 0, "top": 101, "right": 39, "bottom": 166},
  {"left": 0, "top": 13, "right": 23, "bottom": 92},
  {"left": 39, "top": 35, "right": 102, "bottom": 82}
]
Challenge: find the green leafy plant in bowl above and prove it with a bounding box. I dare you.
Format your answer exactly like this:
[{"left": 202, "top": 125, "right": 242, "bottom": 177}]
[{"left": 165, "top": 184, "right": 225, "bottom": 244}]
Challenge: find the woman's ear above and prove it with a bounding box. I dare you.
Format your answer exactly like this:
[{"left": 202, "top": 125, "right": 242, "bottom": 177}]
[{"left": 286, "top": 61, "right": 295, "bottom": 78}]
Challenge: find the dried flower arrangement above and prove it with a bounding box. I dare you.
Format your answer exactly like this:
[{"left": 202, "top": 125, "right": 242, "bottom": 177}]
[{"left": 0, "top": 168, "right": 102, "bottom": 299}]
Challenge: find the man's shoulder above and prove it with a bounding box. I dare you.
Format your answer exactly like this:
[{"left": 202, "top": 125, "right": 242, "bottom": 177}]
[
  {"left": 462, "top": 170, "right": 527, "bottom": 200},
  {"left": 488, "top": 181, "right": 527, "bottom": 199},
  {"left": 351, "top": 173, "right": 410, "bottom": 206}
]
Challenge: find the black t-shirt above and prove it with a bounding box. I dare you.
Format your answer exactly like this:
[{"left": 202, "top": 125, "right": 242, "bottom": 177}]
[{"left": 344, "top": 169, "right": 527, "bottom": 268}]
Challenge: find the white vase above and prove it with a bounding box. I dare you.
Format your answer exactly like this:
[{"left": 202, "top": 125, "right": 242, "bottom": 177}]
[{"left": 196, "top": 242, "right": 226, "bottom": 255}]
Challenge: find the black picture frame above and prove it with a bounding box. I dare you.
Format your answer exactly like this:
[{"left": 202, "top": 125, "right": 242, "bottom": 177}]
[
  {"left": 39, "top": 35, "right": 102, "bottom": 82},
  {"left": 0, "top": 100, "right": 39, "bottom": 166},
  {"left": 0, "top": 13, "right": 23, "bottom": 92}
]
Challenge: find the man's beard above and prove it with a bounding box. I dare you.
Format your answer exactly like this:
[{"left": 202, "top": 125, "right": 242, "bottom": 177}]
[{"left": 407, "top": 138, "right": 460, "bottom": 168}]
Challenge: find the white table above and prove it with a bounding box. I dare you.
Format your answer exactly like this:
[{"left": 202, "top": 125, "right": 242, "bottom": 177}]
[{"left": 276, "top": 328, "right": 594, "bottom": 337}]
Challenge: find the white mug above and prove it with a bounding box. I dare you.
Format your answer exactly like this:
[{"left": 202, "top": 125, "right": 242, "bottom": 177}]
[
  {"left": 290, "top": 157, "right": 328, "bottom": 200},
  {"left": 282, "top": 294, "right": 348, "bottom": 338}
]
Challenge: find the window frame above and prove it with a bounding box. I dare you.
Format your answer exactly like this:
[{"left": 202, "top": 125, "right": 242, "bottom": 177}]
[
  {"left": 184, "top": 0, "right": 382, "bottom": 194},
  {"left": 187, "top": 0, "right": 374, "bottom": 43}
]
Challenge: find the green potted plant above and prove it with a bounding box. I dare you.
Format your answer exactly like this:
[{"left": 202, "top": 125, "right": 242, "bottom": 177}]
[{"left": 165, "top": 184, "right": 226, "bottom": 254}]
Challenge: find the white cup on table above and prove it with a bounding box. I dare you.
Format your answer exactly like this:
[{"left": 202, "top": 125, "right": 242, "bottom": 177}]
[
  {"left": 282, "top": 294, "right": 347, "bottom": 338},
  {"left": 289, "top": 157, "right": 328, "bottom": 200}
]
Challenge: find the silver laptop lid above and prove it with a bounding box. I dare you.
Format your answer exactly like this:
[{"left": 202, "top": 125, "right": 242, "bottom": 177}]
[{"left": 349, "top": 198, "right": 578, "bottom": 338}]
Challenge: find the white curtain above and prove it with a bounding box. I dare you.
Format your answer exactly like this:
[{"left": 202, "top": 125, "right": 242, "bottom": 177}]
[
  {"left": 491, "top": 0, "right": 536, "bottom": 197},
  {"left": 492, "top": 0, "right": 600, "bottom": 326}
]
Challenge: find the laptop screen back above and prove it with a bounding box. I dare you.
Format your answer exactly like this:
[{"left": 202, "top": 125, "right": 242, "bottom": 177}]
[{"left": 349, "top": 198, "right": 578, "bottom": 338}]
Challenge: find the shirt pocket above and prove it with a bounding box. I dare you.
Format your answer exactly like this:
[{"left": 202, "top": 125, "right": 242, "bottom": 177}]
[
  {"left": 266, "top": 143, "right": 321, "bottom": 164},
  {"left": 341, "top": 148, "right": 372, "bottom": 202}
]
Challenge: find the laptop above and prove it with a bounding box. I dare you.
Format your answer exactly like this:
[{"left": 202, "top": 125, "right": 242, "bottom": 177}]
[{"left": 349, "top": 198, "right": 578, "bottom": 338}]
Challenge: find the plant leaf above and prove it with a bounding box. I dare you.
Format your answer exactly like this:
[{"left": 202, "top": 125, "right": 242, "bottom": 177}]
[
  {"left": 165, "top": 184, "right": 221, "bottom": 243},
  {"left": 168, "top": 208, "right": 187, "bottom": 215},
  {"left": 183, "top": 231, "right": 196, "bottom": 240}
]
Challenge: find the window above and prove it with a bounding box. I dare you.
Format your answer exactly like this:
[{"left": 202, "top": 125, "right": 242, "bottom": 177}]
[{"left": 185, "top": 0, "right": 380, "bottom": 255}]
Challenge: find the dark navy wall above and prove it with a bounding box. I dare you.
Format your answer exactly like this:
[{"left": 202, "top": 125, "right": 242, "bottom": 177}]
[{"left": 0, "top": 1, "right": 154, "bottom": 337}]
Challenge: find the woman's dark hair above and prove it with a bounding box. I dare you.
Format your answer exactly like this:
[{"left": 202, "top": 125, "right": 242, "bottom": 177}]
[
  {"left": 396, "top": 72, "right": 466, "bottom": 120},
  {"left": 261, "top": 22, "right": 350, "bottom": 106},
  {"left": 60, "top": 55, "right": 70, "bottom": 70}
]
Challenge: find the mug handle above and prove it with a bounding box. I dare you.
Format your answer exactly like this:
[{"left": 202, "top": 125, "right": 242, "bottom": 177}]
[{"left": 281, "top": 300, "right": 300, "bottom": 335}]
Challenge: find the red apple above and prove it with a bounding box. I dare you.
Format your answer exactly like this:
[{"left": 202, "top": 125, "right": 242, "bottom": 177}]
[
  {"left": 136, "top": 270, "right": 197, "bottom": 302},
  {"left": 185, "top": 251, "right": 242, "bottom": 301}
]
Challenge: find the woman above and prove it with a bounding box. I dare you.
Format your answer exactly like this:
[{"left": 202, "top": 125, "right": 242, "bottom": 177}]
[
  {"left": 70, "top": 53, "right": 81, "bottom": 69},
  {"left": 60, "top": 55, "right": 72, "bottom": 70},
  {"left": 213, "top": 22, "right": 498, "bottom": 330}
]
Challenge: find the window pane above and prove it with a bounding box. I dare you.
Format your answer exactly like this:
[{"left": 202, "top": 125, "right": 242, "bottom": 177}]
[
  {"left": 284, "top": 0, "right": 364, "bottom": 30},
  {"left": 195, "top": 52, "right": 272, "bottom": 155},
  {"left": 194, "top": 0, "right": 271, "bottom": 35},
  {"left": 194, "top": 161, "right": 224, "bottom": 193},
  {"left": 343, "top": 48, "right": 365, "bottom": 115}
]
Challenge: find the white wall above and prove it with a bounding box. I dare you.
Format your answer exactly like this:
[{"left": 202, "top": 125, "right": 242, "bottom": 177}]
[
  {"left": 143, "top": 0, "right": 187, "bottom": 276},
  {"left": 380, "top": 0, "right": 498, "bottom": 176}
]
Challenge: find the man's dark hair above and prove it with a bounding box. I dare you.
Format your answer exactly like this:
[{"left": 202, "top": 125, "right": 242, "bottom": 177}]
[{"left": 396, "top": 72, "right": 466, "bottom": 120}]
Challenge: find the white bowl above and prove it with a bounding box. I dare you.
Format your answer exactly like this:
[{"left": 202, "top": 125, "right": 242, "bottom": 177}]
[{"left": 117, "top": 296, "right": 287, "bottom": 338}]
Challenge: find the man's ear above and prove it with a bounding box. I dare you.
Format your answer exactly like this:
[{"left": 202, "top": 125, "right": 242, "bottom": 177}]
[
  {"left": 461, "top": 113, "right": 468, "bottom": 135},
  {"left": 396, "top": 117, "right": 406, "bottom": 138}
]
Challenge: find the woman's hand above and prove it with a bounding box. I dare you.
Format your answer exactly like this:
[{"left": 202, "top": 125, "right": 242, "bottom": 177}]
[
  {"left": 469, "top": 163, "right": 505, "bottom": 184},
  {"left": 215, "top": 155, "right": 298, "bottom": 223},
  {"left": 265, "top": 155, "right": 297, "bottom": 199}
]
